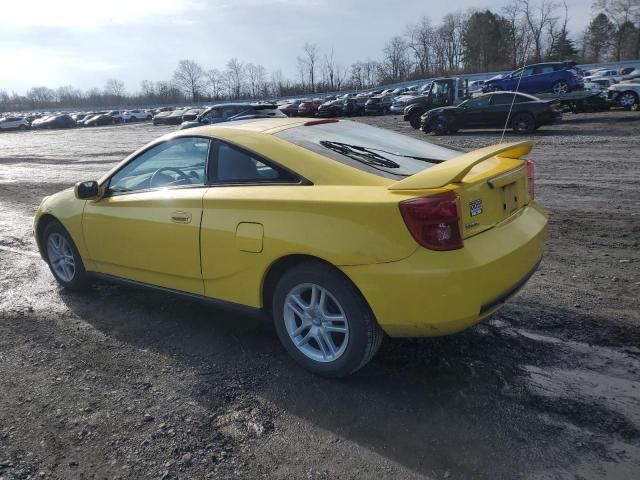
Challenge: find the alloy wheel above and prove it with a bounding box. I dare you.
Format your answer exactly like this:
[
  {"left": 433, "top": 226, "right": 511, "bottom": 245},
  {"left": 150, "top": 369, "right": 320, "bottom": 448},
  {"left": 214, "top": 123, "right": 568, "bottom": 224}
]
[
  {"left": 620, "top": 93, "right": 637, "bottom": 108},
  {"left": 284, "top": 283, "right": 349, "bottom": 363},
  {"left": 553, "top": 81, "right": 569, "bottom": 94},
  {"left": 47, "top": 233, "right": 76, "bottom": 282}
]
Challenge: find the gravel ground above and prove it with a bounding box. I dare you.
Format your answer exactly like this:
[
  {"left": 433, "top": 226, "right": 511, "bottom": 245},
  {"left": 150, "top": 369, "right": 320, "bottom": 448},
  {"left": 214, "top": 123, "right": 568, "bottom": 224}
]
[{"left": 0, "top": 112, "right": 639, "bottom": 480}]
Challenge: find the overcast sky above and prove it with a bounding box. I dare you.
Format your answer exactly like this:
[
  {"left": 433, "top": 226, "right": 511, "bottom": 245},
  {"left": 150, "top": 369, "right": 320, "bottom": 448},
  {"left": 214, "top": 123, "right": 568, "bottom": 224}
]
[{"left": 0, "top": 0, "right": 592, "bottom": 94}]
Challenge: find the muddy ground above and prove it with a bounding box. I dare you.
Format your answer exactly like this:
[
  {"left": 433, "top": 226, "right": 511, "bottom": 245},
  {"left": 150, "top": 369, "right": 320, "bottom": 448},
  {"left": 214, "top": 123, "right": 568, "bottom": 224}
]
[{"left": 0, "top": 112, "right": 639, "bottom": 480}]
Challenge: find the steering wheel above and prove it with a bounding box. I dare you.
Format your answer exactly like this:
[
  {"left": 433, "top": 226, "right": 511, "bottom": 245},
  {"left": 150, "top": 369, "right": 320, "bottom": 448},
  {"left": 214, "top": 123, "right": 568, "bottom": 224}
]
[{"left": 149, "top": 166, "right": 191, "bottom": 187}]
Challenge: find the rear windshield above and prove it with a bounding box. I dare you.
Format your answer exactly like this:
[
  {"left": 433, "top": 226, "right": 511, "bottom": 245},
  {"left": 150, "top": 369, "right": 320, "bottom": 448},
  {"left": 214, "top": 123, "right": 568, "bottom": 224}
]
[{"left": 275, "top": 120, "right": 458, "bottom": 179}]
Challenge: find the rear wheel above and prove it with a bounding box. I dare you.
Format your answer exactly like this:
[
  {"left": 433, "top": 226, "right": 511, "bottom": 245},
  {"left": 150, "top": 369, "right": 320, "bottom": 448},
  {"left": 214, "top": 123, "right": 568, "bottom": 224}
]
[
  {"left": 43, "top": 221, "right": 90, "bottom": 290},
  {"left": 512, "top": 113, "right": 536, "bottom": 134},
  {"left": 272, "top": 262, "right": 383, "bottom": 378},
  {"left": 429, "top": 117, "right": 449, "bottom": 135},
  {"left": 552, "top": 81, "right": 569, "bottom": 94},
  {"left": 19, "top": 124, "right": 27, "bottom": 130},
  {"left": 619, "top": 91, "right": 638, "bottom": 110}
]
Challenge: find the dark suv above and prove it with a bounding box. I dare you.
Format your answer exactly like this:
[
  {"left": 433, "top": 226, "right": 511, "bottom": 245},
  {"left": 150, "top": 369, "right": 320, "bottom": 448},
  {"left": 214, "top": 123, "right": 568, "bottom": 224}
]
[{"left": 483, "top": 62, "right": 583, "bottom": 94}]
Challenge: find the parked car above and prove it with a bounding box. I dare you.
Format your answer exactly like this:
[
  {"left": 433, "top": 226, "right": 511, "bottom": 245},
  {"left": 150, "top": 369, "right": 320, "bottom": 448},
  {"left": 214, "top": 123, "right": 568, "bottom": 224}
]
[
  {"left": 108, "top": 111, "right": 125, "bottom": 123},
  {"left": 317, "top": 99, "right": 344, "bottom": 117},
  {"left": 364, "top": 95, "right": 394, "bottom": 115},
  {"left": 584, "top": 69, "right": 620, "bottom": 83},
  {"left": 77, "top": 112, "right": 107, "bottom": 127},
  {"left": 607, "top": 83, "right": 640, "bottom": 110},
  {"left": 85, "top": 114, "right": 116, "bottom": 127},
  {"left": 34, "top": 117, "right": 546, "bottom": 377},
  {"left": 297, "top": 100, "right": 322, "bottom": 117},
  {"left": 123, "top": 109, "right": 152, "bottom": 122},
  {"left": 157, "top": 109, "right": 188, "bottom": 126},
  {"left": 181, "top": 108, "right": 204, "bottom": 122},
  {"left": 585, "top": 78, "right": 617, "bottom": 92},
  {"left": 33, "top": 114, "right": 76, "bottom": 129},
  {"left": 469, "top": 80, "right": 486, "bottom": 95},
  {"left": 483, "top": 62, "right": 583, "bottom": 94},
  {"left": 390, "top": 95, "right": 428, "bottom": 114},
  {"left": 341, "top": 98, "right": 366, "bottom": 116},
  {"left": 0, "top": 116, "right": 29, "bottom": 131},
  {"left": 420, "top": 91, "right": 562, "bottom": 135},
  {"left": 71, "top": 113, "right": 87, "bottom": 123},
  {"left": 621, "top": 69, "right": 640, "bottom": 82},
  {"left": 152, "top": 110, "right": 177, "bottom": 125},
  {"left": 278, "top": 100, "right": 301, "bottom": 117},
  {"left": 179, "top": 103, "right": 285, "bottom": 130}
]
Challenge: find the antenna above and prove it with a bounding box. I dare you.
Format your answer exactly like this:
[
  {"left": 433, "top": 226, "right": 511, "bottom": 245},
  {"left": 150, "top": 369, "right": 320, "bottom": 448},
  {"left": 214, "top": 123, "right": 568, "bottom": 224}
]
[{"left": 500, "top": 40, "right": 532, "bottom": 144}]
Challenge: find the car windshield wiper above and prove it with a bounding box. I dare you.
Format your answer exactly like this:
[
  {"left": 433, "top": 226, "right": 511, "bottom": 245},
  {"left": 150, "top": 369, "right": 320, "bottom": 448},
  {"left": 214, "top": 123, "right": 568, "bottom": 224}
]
[{"left": 319, "top": 141, "right": 444, "bottom": 172}]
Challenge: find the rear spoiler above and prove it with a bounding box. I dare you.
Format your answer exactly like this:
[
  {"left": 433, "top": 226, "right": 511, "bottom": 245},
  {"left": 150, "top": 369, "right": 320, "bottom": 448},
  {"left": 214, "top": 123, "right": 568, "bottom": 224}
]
[{"left": 387, "top": 141, "right": 533, "bottom": 190}]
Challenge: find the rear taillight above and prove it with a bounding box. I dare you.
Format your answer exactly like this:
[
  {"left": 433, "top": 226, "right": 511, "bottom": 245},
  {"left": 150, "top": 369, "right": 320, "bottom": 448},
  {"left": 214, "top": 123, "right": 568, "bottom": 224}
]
[
  {"left": 399, "top": 191, "right": 463, "bottom": 251},
  {"left": 526, "top": 160, "right": 535, "bottom": 200}
]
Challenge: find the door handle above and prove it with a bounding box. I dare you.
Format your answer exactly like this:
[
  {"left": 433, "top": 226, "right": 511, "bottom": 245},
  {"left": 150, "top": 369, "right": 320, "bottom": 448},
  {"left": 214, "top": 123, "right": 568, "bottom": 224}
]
[{"left": 171, "top": 211, "right": 192, "bottom": 224}]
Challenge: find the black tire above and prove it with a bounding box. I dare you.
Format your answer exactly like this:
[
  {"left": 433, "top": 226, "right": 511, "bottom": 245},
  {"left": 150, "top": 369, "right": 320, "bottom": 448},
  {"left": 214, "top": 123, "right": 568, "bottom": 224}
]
[
  {"left": 552, "top": 81, "right": 569, "bottom": 94},
  {"left": 409, "top": 112, "right": 422, "bottom": 129},
  {"left": 42, "top": 221, "right": 90, "bottom": 290},
  {"left": 19, "top": 124, "right": 27, "bottom": 131},
  {"left": 429, "top": 116, "right": 449, "bottom": 135},
  {"left": 512, "top": 113, "right": 536, "bottom": 134},
  {"left": 272, "top": 261, "right": 383, "bottom": 378},
  {"left": 448, "top": 127, "right": 459, "bottom": 133}
]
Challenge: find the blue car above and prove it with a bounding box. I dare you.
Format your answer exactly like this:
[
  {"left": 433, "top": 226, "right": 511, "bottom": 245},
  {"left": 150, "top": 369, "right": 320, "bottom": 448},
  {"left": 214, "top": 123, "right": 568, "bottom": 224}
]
[
  {"left": 179, "top": 103, "right": 285, "bottom": 130},
  {"left": 483, "top": 62, "right": 583, "bottom": 95}
]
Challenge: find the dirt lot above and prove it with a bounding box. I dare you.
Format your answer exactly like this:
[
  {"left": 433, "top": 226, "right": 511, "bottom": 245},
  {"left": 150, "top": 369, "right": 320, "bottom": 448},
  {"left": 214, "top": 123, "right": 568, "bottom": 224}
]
[{"left": 0, "top": 112, "right": 639, "bottom": 480}]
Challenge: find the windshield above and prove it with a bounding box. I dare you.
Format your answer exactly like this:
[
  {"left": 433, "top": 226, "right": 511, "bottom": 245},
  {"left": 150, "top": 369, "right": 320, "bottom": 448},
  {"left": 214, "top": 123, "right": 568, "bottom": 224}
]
[{"left": 275, "top": 120, "right": 458, "bottom": 179}]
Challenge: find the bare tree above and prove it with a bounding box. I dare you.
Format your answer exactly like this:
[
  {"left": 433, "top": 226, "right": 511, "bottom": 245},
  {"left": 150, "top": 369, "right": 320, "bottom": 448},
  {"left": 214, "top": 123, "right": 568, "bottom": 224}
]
[
  {"left": 302, "top": 43, "right": 319, "bottom": 93},
  {"left": 523, "top": 0, "right": 558, "bottom": 62},
  {"left": 503, "top": 1, "right": 533, "bottom": 67},
  {"left": 270, "top": 68, "right": 285, "bottom": 96},
  {"left": 382, "top": 36, "right": 410, "bottom": 82},
  {"left": 324, "top": 48, "right": 337, "bottom": 91},
  {"left": 245, "top": 63, "right": 267, "bottom": 98},
  {"left": 407, "top": 16, "right": 434, "bottom": 77},
  {"left": 205, "top": 69, "right": 221, "bottom": 99},
  {"left": 172, "top": 59, "right": 205, "bottom": 101},
  {"left": 226, "top": 58, "right": 245, "bottom": 99},
  {"left": 104, "top": 79, "right": 126, "bottom": 98},
  {"left": 296, "top": 56, "right": 306, "bottom": 91}
]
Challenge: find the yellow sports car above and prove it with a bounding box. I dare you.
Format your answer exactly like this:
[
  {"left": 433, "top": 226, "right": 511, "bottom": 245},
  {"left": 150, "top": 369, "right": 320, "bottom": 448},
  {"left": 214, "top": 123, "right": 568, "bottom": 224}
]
[{"left": 34, "top": 118, "right": 547, "bottom": 377}]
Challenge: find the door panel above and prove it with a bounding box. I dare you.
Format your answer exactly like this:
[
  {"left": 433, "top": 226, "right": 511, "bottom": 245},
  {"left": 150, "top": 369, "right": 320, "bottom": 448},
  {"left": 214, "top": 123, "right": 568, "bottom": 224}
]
[{"left": 83, "top": 188, "right": 206, "bottom": 294}]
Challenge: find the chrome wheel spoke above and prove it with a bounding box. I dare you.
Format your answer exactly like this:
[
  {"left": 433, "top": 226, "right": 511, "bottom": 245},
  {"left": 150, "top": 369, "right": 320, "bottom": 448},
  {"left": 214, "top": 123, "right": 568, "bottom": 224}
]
[
  {"left": 283, "top": 283, "right": 350, "bottom": 363},
  {"left": 46, "top": 233, "right": 75, "bottom": 282}
]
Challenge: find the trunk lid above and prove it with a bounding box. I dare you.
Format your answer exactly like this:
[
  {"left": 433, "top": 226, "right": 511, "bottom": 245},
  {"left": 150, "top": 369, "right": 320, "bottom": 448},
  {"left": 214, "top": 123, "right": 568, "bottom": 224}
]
[{"left": 388, "top": 141, "right": 533, "bottom": 238}]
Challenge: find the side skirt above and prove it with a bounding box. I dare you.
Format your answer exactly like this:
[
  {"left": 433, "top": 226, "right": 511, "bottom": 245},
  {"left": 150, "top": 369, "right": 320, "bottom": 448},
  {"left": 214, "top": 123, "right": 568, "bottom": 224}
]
[{"left": 88, "top": 272, "right": 264, "bottom": 319}]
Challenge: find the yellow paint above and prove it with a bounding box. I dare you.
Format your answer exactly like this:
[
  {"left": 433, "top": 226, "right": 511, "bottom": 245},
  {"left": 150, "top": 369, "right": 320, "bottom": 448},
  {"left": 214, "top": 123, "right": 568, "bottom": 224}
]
[{"left": 34, "top": 118, "right": 547, "bottom": 337}]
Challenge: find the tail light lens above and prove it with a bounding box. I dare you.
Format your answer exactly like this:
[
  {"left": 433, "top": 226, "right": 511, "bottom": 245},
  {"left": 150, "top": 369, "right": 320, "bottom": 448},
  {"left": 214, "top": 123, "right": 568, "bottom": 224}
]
[
  {"left": 526, "top": 160, "right": 535, "bottom": 200},
  {"left": 399, "top": 192, "right": 463, "bottom": 251}
]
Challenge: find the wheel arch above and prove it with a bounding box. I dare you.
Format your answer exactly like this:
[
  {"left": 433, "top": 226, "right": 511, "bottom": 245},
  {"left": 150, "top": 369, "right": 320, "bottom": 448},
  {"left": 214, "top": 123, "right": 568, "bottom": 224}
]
[
  {"left": 35, "top": 213, "right": 60, "bottom": 259},
  {"left": 261, "top": 254, "right": 368, "bottom": 315}
]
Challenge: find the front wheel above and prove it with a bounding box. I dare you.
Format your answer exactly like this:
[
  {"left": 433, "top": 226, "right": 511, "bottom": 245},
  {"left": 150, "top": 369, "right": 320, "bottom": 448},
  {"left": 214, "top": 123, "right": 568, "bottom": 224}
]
[
  {"left": 429, "top": 117, "right": 449, "bottom": 135},
  {"left": 272, "top": 262, "right": 383, "bottom": 378},
  {"left": 43, "top": 221, "right": 90, "bottom": 290},
  {"left": 408, "top": 112, "right": 421, "bottom": 129}
]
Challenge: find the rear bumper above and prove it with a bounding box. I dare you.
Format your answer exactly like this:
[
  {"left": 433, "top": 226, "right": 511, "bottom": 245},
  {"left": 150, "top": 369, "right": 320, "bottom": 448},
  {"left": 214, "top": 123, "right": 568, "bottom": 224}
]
[{"left": 340, "top": 202, "right": 548, "bottom": 337}]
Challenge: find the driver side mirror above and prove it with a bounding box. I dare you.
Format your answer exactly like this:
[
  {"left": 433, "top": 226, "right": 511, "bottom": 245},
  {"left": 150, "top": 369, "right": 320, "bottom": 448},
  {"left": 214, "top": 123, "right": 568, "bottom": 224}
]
[{"left": 75, "top": 180, "right": 102, "bottom": 200}]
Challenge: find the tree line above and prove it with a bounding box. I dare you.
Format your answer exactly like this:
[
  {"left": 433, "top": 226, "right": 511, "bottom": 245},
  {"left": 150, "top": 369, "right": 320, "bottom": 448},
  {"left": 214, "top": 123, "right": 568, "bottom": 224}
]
[{"left": 2, "top": 0, "right": 639, "bottom": 112}]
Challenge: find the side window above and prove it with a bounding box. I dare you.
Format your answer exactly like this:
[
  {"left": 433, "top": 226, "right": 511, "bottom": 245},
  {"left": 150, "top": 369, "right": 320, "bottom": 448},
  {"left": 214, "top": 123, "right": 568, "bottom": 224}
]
[
  {"left": 491, "top": 93, "right": 516, "bottom": 105},
  {"left": 213, "top": 142, "right": 297, "bottom": 184},
  {"left": 109, "top": 137, "right": 210, "bottom": 193},
  {"left": 539, "top": 65, "right": 555, "bottom": 74},
  {"left": 521, "top": 67, "right": 535, "bottom": 77},
  {"left": 465, "top": 95, "right": 491, "bottom": 109}
]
